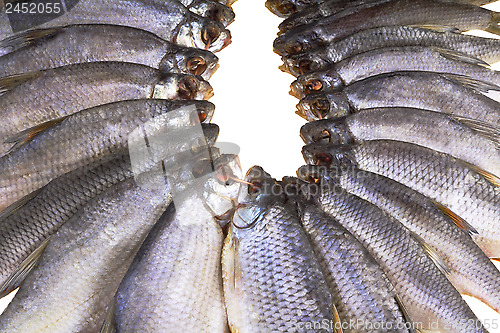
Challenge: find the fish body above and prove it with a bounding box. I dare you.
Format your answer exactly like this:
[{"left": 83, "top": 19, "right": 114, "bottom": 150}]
[
  {"left": 222, "top": 167, "right": 337, "bottom": 332},
  {"left": 0, "top": 24, "right": 219, "bottom": 79},
  {"left": 110, "top": 154, "right": 241, "bottom": 332},
  {"left": 273, "top": 0, "right": 500, "bottom": 56},
  {"left": 296, "top": 72, "right": 500, "bottom": 126},
  {"left": 0, "top": 154, "right": 133, "bottom": 298},
  {"left": 297, "top": 166, "right": 488, "bottom": 333},
  {"left": 302, "top": 140, "right": 500, "bottom": 258},
  {"left": 0, "top": 178, "right": 172, "bottom": 333},
  {"left": 291, "top": 188, "right": 410, "bottom": 332},
  {"left": 282, "top": 26, "right": 500, "bottom": 77},
  {"left": 0, "top": 99, "right": 216, "bottom": 213},
  {"left": 0, "top": 62, "right": 213, "bottom": 153},
  {"left": 278, "top": 0, "right": 389, "bottom": 33},
  {"left": 265, "top": 0, "right": 327, "bottom": 18},
  {"left": 0, "top": 0, "right": 231, "bottom": 51},
  {"left": 302, "top": 165, "right": 500, "bottom": 313},
  {"left": 300, "top": 107, "right": 500, "bottom": 177},
  {"left": 290, "top": 46, "right": 500, "bottom": 97}
]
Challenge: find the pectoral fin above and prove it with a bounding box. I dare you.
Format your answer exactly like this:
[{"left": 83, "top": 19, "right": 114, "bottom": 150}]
[
  {"left": 411, "top": 232, "right": 450, "bottom": 275},
  {"left": 432, "top": 200, "right": 478, "bottom": 235},
  {"left": 0, "top": 72, "right": 40, "bottom": 96},
  {"left": 435, "top": 47, "right": 490, "bottom": 68},
  {"left": 444, "top": 73, "right": 500, "bottom": 93},
  {"left": 0, "top": 27, "right": 60, "bottom": 51},
  {"left": 4, "top": 117, "right": 68, "bottom": 152}
]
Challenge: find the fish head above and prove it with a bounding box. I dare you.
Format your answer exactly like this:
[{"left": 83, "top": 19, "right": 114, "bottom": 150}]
[
  {"left": 232, "top": 166, "right": 285, "bottom": 230},
  {"left": 273, "top": 25, "right": 321, "bottom": 56},
  {"left": 296, "top": 164, "right": 344, "bottom": 199},
  {"left": 302, "top": 142, "right": 358, "bottom": 170},
  {"left": 281, "top": 52, "right": 327, "bottom": 77},
  {"left": 155, "top": 73, "right": 214, "bottom": 100},
  {"left": 290, "top": 70, "right": 343, "bottom": 99},
  {"left": 188, "top": 100, "right": 216, "bottom": 124},
  {"left": 296, "top": 92, "right": 351, "bottom": 121},
  {"left": 265, "top": 0, "right": 298, "bottom": 18},
  {"left": 159, "top": 47, "right": 220, "bottom": 80},
  {"left": 176, "top": 18, "right": 232, "bottom": 53},
  {"left": 300, "top": 118, "right": 354, "bottom": 145}
]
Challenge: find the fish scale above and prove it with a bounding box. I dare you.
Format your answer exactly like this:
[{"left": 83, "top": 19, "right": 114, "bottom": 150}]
[
  {"left": 297, "top": 71, "right": 500, "bottom": 125},
  {"left": 281, "top": 26, "right": 500, "bottom": 78},
  {"left": 222, "top": 167, "right": 337, "bottom": 333},
  {"left": 0, "top": 62, "right": 213, "bottom": 155},
  {"left": 290, "top": 46, "right": 500, "bottom": 97},
  {"left": 303, "top": 140, "right": 500, "bottom": 258},
  {"left": 0, "top": 153, "right": 134, "bottom": 299},
  {"left": 273, "top": 0, "right": 500, "bottom": 56},
  {"left": 0, "top": 100, "right": 218, "bottom": 213},
  {"left": 0, "top": 0, "right": 231, "bottom": 52},
  {"left": 0, "top": 24, "right": 220, "bottom": 80},
  {"left": 292, "top": 190, "right": 410, "bottom": 332},
  {"left": 0, "top": 178, "right": 172, "bottom": 333}
]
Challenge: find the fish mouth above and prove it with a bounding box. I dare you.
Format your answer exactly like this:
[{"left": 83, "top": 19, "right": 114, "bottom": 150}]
[
  {"left": 296, "top": 96, "right": 331, "bottom": 121},
  {"left": 201, "top": 24, "right": 232, "bottom": 52},
  {"left": 176, "top": 21, "right": 232, "bottom": 53},
  {"left": 186, "top": 56, "right": 209, "bottom": 77}
]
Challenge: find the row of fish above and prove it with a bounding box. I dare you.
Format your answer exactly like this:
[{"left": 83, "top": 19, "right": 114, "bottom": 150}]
[
  {"left": 262, "top": 0, "right": 500, "bottom": 332},
  {"left": 0, "top": 0, "right": 240, "bottom": 332}
]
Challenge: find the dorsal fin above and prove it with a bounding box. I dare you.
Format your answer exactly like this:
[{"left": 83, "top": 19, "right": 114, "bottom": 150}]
[
  {"left": 443, "top": 73, "right": 500, "bottom": 93},
  {"left": 410, "top": 231, "right": 450, "bottom": 275},
  {"left": 432, "top": 200, "right": 478, "bottom": 235},
  {"left": 4, "top": 117, "right": 68, "bottom": 152},
  {"left": 0, "top": 72, "right": 40, "bottom": 96},
  {"left": 0, "top": 188, "right": 42, "bottom": 222},
  {"left": 0, "top": 236, "right": 51, "bottom": 299},
  {"left": 0, "top": 27, "right": 60, "bottom": 52}
]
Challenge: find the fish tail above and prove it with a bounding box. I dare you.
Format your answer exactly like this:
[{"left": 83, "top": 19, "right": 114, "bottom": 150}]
[{"left": 486, "top": 12, "right": 500, "bottom": 36}]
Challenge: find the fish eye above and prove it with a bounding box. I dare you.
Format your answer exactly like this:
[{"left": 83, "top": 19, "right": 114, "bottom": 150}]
[
  {"left": 277, "top": 2, "right": 296, "bottom": 15},
  {"left": 216, "top": 165, "right": 232, "bottom": 184},
  {"left": 202, "top": 24, "right": 221, "bottom": 48},
  {"left": 311, "top": 99, "right": 330, "bottom": 119},
  {"left": 187, "top": 57, "right": 208, "bottom": 76},
  {"left": 298, "top": 59, "right": 313, "bottom": 74},
  {"left": 305, "top": 79, "right": 323, "bottom": 93},
  {"left": 318, "top": 129, "right": 331, "bottom": 142},
  {"left": 306, "top": 175, "right": 319, "bottom": 184},
  {"left": 248, "top": 180, "right": 261, "bottom": 195},
  {"left": 286, "top": 41, "right": 303, "bottom": 54},
  {"left": 178, "top": 77, "right": 198, "bottom": 99},
  {"left": 190, "top": 110, "right": 209, "bottom": 125},
  {"left": 315, "top": 152, "right": 333, "bottom": 166}
]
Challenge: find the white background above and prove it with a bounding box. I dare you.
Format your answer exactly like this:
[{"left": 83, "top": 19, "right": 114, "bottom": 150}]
[{"left": 1, "top": 0, "right": 500, "bottom": 330}]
